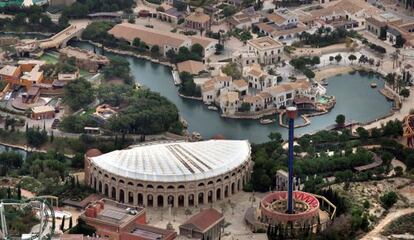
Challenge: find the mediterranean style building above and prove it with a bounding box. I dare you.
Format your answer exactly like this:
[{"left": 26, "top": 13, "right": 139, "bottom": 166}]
[
  {"left": 84, "top": 140, "right": 252, "bottom": 208},
  {"left": 246, "top": 36, "right": 283, "bottom": 65}
]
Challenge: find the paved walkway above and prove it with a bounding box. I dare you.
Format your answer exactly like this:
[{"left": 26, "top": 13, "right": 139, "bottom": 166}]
[{"left": 361, "top": 208, "right": 414, "bottom": 240}]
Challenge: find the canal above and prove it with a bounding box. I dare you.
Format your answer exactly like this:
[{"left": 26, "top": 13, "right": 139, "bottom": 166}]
[{"left": 71, "top": 42, "right": 392, "bottom": 143}]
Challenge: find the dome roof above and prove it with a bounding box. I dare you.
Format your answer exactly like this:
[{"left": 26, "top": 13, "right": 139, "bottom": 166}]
[
  {"left": 90, "top": 140, "right": 250, "bottom": 182},
  {"left": 85, "top": 148, "right": 102, "bottom": 157}
]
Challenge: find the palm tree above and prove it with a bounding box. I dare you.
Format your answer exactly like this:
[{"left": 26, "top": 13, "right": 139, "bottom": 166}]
[{"left": 385, "top": 73, "right": 396, "bottom": 90}]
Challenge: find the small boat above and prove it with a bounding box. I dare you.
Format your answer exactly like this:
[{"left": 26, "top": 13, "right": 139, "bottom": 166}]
[
  {"left": 321, "top": 80, "right": 328, "bottom": 86},
  {"left": 208, "top": 105, "right": 218, "bottom": 111},
  {"left": 370, "top": 82, "right": 377, "bottom": 88},
  {"left": 260, "top": 118, "right": 275, "bottom": 125},
  {"left": 191, "top": 132, "right": 203, "bottom": 141}
]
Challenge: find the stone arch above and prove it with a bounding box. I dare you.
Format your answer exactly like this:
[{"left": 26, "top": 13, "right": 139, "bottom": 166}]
[
  {"left": 93, "top": 177, "right": 97, "bottom": 189},
  {"left": 128, "top": 182, "right": 134, "bottom": 186},
  {"left": 216, "top": 188, "right": 221, "bottom": 201},
  {"left": 119, "top": 179, "right": 125, "bottom": 184},
  {"left": 111, "top": 187, "right": 116, "bottom": 199},
  {"left": 104, "top": 174, "right": 109, "bottom": 178},
  {"left": 98, "top": 171, "right": 102, "bottom": 175},
  {"left": 198, "top": 182, "right": 205, "bottom": 187},
  {"left": 208, "top": 181, "right": 214, "bottom": 185},
  {"left": 178, "top": 195, "right": 185, "bottom": 207},
  {"left": 216, "top": 178, "right": 222, "bottom": 183},
  {"left": 147, "top": 194, "right": 154, "bottom": 207},
  {"left": 178, "top": 185, "right": 185, "bottom": 189},
  {"left": 98, "top": 181, "right": 102, "bottom": 193},
  {"left": 119, "top": 189, "right": 125, "bottom": 203},
  {"left": 137, "top": 183, "right": 144, "bottom": 188},
  {"left": 128, "top": 191, "right": 134, "bottom": 204},
  {"left": 157, "top": 195, "right": 164, "bottom": 207},
  {"left": 198, "top": 192, "right": 204, "bottom": 205},
  {"left": 167, "top": 185, "right": 175, "bottom": 190},
  {"left": 168, "top": 195, "right": 174, "bottom": 206},
  {"left": 208, "top": 190, "right": 213, "bottom": 203},
  {"left": 188, "top": 194, "right": 195, "bottom": 206},
  {"left": 224, "top": 175, "right": 229, "bottom": 180},
  {"left": 231, "top": 182, "right": 235, "bottom": 194},
  {"left": 104, "top": 184, "right": 109, "bottom": 196},
  {"left": 225, "top": 185, "right": 229, "bottom": 198},
  {"left": 111, "top": 177, "right": 116, "bottom": 181},
  {"left": 138, "top": 193, "right": 144, "bottom": 205},
  {"left": 157, "top": 185, "right": 164, "bottom": 190},
  {"left": 147, "top": 184, "right": 154, "bottom": 189},
  {"left": 237, "top": 179, "right": 241, "bottom": 191},
  {"left": 232, "top": 172, "right": 236, "bottom": 177}
]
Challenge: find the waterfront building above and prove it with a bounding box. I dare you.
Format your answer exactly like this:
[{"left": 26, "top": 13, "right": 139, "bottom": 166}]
[
  {"left": 263, "top": 80, "right": 314, "bottom": 109},
  {"left": 242, "top": 95, "right": 265, "bottom": 112},
  {"left": 108, "top": 23, "right": 216, "bottom": 58},
  {"left": 31, "top": 105, "right": 55, "bottom": 120},
  {"left": 84, "top": 140, "right": 252, "bottom": 208},
  {"left": 201, "top": 79, "right": 217, "bottom": 104},
  {"left": 177, "top": 60, "right": 206, "bottom": 75},
  {"left": 185, "top": 8, "right": 211, "bottom": 31},
  {"left": 179, "top": 208, "right": 224, "bottom": 240},
  {"left": 79, "top": 198, "right": 177, "bottom": 240},
  {"left": 243, "top": 64, "right": 277, "bottom": 90},
  {"left": 219, "top": 91, "right": 240, "bottom": 115},
  {"left": 59, "top": 47, "right": 109, "bottom": 73},
  {"left": 246, "top": 37, "right": 283, "bottom": 65},
  {"left": 189, "top": 36, "right": 218, "bottom": 58}
]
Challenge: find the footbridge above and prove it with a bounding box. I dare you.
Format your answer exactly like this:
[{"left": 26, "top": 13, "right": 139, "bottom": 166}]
[{"left": 37, "top": 21, "right": 89, "bottom": 49}]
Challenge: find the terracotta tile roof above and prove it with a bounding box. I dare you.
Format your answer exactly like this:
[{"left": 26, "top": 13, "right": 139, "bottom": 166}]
[
  {"left": 259, "top": 91, "right": 272, "bottom": 99},
  {"left": 190, "top": 35, "right": 217, "bottom": 48},
  {"left": 221, "top": 91, "right": 239, "bottom": 103},
  {"left": 177, "top": 60, "right": 205, "bottom": 75},
  {"left": 108, "top": 23, "right": 188, "bottom": 48},
  {"left": 264, "top": 80, "right": 311, "bottom": 95},
  {"left": 202, "top": 79, "right": 216, "bottom": 92},
  {"left": 214, "top": 75, "right": 232, "bottom": 82},
  {"left": 267, "top": 13, "right": 286, "bottom": 25},
  {"left": 0, "top": 65, "right": 18, "bottom": 76},
  {"left": 243, "top": 95, "right": 264, "bottom": 103},
  {"left": 86, "top": 149, "right": 103, "bottom": 157},
  {"left": 233, "top": 79, "right": 248, "bottom": 88},
  {"left": 247, "top": 36, "right": 283, "bottom": 50},
  {"left": 181, "top": 208, "right": 224, "bottom": 232},
  {"left": 366, "top": 17, "right": 387, "bottom": 28}
]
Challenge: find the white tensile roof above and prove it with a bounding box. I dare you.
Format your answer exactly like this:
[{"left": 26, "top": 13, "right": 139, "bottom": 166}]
[{"left": 91, "top": 140, "right": 250, "bottom": 182}]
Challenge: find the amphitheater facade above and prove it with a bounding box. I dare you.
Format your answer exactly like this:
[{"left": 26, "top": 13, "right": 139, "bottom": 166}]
[{"left": 84, "top": 140, "right": 252, "bottom": 208}]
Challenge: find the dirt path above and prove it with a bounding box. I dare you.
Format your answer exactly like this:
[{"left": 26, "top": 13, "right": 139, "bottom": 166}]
[{"left": 361, "top": 208, "right": 414, "bottom": 240}]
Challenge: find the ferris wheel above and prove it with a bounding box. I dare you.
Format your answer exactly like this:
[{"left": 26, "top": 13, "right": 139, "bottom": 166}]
[{"left": 0, "top": 198, "right": 55, "bottom": 240}]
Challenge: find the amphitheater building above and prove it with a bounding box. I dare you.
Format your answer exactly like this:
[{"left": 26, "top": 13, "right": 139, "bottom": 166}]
[{"left": 84, "top": 140, "right": 252, "bottom": 208}]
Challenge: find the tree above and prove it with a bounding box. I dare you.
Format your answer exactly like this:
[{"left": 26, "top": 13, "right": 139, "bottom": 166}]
[
  {"left": 102, "top": 57, "right": 134, "bottom": 85},
  {"left": 63, "top": 78, "right": 95, "bottom": 111},
  {"left": 335, "top": 114, "right": 345, "bottom": 126},
  {"left": 356, "top": 127, "right": 369, "bottom": 140},
  {"left": 239, "top": 102, "right": 251, "bottom": 112},
  {"left": 335, "top": 54, "right": 342, "bottom": 63},
  {"left": 380, "top": 192, "right": 398, "bottom": 209},
  {"left": 222, "top": 62, "right": 241, "bottom": 79},
  {"left": 190, "top": 43, "right": 204, "bottom": 58},
  {"left": 151, "top": 45, "right": 160, "bottom": 56},
  {"left": 329, "top": 56, "right": 334, "bottom": 63},
  {"left": 179, "top": 72, "right": 199, "bottom": 97},
  {"left": 348, "top": 54, "right": 357, "bottom": 64},
  {"left": 132, "top": 38, "right": 141, "bottom": 47},
  {"left": 400, "top": 88, "right": 410, "bottom": 98}
]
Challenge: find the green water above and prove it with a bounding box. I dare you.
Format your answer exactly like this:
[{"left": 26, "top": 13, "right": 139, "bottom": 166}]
[{"left": 71, "top": 41, "right": 393, "bottom": 143}]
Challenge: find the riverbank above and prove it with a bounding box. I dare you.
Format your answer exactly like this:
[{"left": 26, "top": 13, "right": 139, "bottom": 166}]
[{"left": 314, "top": 65, "right": 355, "bottom": 81}]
